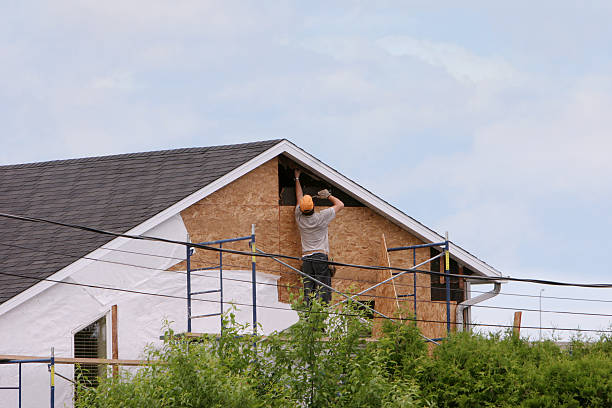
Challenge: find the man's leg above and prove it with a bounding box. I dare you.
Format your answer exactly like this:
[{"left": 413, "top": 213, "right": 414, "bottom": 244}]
[
  {"left": 302, "top": 257, "right": 316, "bottom": 306},
  {"left": 312, "top": 254, "right": 332, "bottom": 304}
]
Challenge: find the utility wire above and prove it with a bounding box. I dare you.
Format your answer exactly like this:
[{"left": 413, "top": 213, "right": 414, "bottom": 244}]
[
  {"left": 0, "top": 269, "right": 609, "bottom": 334},
  {"left": 1, "top": 241, "right": 611, "bottom": 319},
  {"left": 2, "top": 212, "right": 612, "bottom": 288},
  {"left": 1, "top": 240, "right": 611, "bottom": 319},
  {"left": 97, "top": 245, "right": 612, "bottom": 304}
]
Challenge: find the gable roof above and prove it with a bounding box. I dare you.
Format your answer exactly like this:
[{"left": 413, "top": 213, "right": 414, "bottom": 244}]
[
  {"left": 0, "top": 140, "right": 280, "bottom": 304},
  {"left": 0, "top": 139, "right": 501, "bottom": 312}
]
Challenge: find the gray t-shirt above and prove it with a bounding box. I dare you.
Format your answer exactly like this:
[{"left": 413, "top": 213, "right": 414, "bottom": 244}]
[{"left": 295, "top": 206, "right": 336, "bottom": 254}]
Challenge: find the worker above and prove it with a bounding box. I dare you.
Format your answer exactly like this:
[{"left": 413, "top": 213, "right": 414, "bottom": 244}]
[{"left": 294, "top": 168, "right": 344, "bottom": 305}]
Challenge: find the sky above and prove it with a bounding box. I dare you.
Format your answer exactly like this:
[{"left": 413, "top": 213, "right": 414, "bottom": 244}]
[{"left": 1, "top": 1, "right": 611, "bottom": 339}]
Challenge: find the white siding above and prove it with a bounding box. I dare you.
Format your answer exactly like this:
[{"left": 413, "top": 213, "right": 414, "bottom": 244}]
[{"left": 0, "top": 214, "right": 297, "bottom": 408}]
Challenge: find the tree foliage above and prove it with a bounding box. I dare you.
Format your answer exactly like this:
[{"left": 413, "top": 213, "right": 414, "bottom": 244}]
[{"left": 75, "top": 300, "right": 611, "bottom": 408}]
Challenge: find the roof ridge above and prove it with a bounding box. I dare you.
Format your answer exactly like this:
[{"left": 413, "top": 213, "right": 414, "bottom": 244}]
[{"left": 0, "top": 139, "right": 284, "bottom": 169}]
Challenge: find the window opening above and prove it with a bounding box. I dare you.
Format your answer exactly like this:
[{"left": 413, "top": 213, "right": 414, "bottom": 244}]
[
  {"left": 277, "top": 157, "right": 364, "bottom": 207},
  {"left": 430, "top": 247, "right": 467, "bottom": 302},
  {"left": 74, "top": 316, "right": 107, "bottom": 388}
]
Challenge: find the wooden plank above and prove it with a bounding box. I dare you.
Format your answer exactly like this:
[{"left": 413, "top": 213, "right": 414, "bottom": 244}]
[
  {"left": 372, "top": 234, "right": 401, "bottom": 336},
  {"left": 513, "top": 311, "right": 522, "bottom": 337},
  {"left": 172, "top": 333, "right": 381, "bottom": 342},
  {"left": 381, "top": 234, "right": 401, "bottom": 317},
  {"left": 0, "top": 355, "right": 157, "bottom": 366},
  {"left": 111, "top": 305, "right": 119, "bottom": 377}
]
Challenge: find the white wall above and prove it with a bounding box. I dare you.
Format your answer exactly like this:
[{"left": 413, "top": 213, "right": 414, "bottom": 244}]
[{"left": 0, "top": 214, "right": 298, "bottom": 408}]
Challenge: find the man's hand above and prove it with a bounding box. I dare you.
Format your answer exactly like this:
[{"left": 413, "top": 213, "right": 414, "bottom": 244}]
[
  {"left": 294, "top": 168, "right": 301, "bottom": 179},
  {"left": 317, "top": 189, "right": 331, "bottom": 199}
]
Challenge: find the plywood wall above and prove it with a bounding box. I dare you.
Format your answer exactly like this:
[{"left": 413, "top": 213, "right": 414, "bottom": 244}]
[
  {"left": 172, "top": 156, "right": 458, "bottom": 339},
  {"left": 173, "top": 158, "right": 282, "bottom": 275}
]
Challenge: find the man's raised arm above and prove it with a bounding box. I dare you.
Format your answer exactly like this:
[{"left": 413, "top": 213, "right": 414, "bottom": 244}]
[
  {"left": 294, "top": 168, "right": 304, "bottom": 203},
  {"left": 317, "top": 188, "right": 344, "bottom": 214}
]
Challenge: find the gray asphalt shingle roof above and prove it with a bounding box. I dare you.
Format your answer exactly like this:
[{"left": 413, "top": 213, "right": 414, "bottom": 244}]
[{"left": 0, "top": 140, "right": 281, "bottom": 304}]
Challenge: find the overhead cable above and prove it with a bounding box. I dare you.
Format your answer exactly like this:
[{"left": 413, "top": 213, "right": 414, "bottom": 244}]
[
  {"left": 98, "top": 245, "right": 612, "bottom": 304},
  {"left": 0, "top": 269, "right": 609, "bottom": 334},
  {"left": 1, "top": 240, "right": 611, "bottom": 319},
  {"left": 1, "top": 212, "right": 612, "bottom": 288}
]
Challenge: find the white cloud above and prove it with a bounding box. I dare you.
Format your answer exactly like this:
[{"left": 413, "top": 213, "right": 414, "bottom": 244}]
[
  {"left": 378, "top": 35, "right": 518, "bottom": 84},
  {"left": 49, "top": 0, "right": 294, "bottom": 38},
  {"left": 299, "top": 36, "right": 388, "bottom": 63},
  {"left": 92, "top": 72, "right": 137, "bottom": 91},
  {"left": 434, "top": 200, "right": 537, "bottom": 270},
  {"left": 401, "top": 75, "right": 612, "bottom": 198}
]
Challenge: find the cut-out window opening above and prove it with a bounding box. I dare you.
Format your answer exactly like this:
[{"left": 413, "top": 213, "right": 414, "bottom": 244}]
[
  {"left": 277, "top": 157, "right": 364, "bottom": 207},
  {"left": 430, "top": 248, "right": 470, "bottom": 302},
  {"left": 74, "top": 316, "right": 107, "bottom": 388}
]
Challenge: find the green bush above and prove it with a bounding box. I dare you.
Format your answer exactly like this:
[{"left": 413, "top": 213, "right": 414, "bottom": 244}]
[
  {"left": 75, "top": 300, "right": 611, "bottom": 408},
  {"left": 416, "top": 331, "right": 612, "bottom": 408}
]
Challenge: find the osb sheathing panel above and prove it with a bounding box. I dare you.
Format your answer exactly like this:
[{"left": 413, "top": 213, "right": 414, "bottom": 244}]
[
  {"left": 173, "top": 158, "right": 281, "bottom": 275},
  {"left": 171, "top": 156, "right": 458, "bottom": 339}
]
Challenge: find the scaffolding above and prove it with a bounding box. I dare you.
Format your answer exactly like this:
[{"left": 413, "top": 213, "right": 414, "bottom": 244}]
[
  {"left": 186, "top": 225, "right": 258, "bottom": 335},
  {"left": 387, "top": 239, "right": 451, "bottom": 333},
  {"left": 0, "top": 351, "right": 159, "bottom": 408},
  {"left": 0, "top": 348, "right": 55, "bottom": 408}
]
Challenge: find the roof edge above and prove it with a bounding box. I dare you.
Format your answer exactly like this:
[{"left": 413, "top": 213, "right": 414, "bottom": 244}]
[{"left": 0, "top": 139, "right": 284, "bottom": 169}]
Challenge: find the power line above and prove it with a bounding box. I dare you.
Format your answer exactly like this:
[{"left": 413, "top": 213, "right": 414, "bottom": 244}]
[
  {"left": 0, "top": 240, "right": 409, "bottom": 301},
  {"left": 98, "top": 245, "right": 612, "bottom": 304},
  {"left": 0, "top": 269, "right": 610, "bottom": 334},
  {"left": 2, "top": 211, "right": 612, "bottom": 288},
  {"left": 2, "top": 240, "right": 611, "bottom": 320}
]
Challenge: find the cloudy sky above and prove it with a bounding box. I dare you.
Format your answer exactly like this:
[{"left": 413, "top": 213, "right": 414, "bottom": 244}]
[{"left": 2, "top": 1, "right": 611, "bottom": 338}]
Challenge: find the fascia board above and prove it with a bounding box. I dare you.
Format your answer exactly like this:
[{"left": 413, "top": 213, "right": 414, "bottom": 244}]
[{"left": 0, "top": 139, "right": 500, "bottom": 317}]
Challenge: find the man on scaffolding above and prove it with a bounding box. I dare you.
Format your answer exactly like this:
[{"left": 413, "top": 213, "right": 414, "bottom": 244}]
[{"left": 294, "top": 168, "right": 344, "bottom": 305}]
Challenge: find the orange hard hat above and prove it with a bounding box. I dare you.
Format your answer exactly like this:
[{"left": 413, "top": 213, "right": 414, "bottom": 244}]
[{"left": 299, "top": 195, "right": 314, "bottom": 213}]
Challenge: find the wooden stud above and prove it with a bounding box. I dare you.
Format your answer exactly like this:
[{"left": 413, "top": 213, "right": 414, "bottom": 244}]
[
  {"left": 513, "top": 311, "right": 522, "bottom": 337},
  {"left": 111, "top": 305, "right": 119, "bottom": 377},
  {"left": 373, "top": 234, "right": 397, "bottom": 337},
  {"left": 0, "top": 355, "right": 157, "bottom": 366}
]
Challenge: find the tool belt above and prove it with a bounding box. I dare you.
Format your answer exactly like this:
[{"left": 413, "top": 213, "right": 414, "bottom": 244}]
[{"left": 328, "top": 257, "right": 336, "bottom": 277}]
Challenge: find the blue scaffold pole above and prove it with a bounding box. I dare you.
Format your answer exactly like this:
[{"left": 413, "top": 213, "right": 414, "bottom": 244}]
[
  {"left": 251, "top": 224, "right": 257, "bottom": 336},
  {"left": 413, "top": 248, "right": 417, "bottom": 317},
  {"left": 219, "top": 242, "right": 224, "bottom": 334},
  {"left": 445, "top": 232, "right": 451, "bottom": 334},
  {"left": 186, "top": 245, "right": 192, "bottom": 333},
  {"left": 49, "top": 348, "right": 55, "bottom": 408}
]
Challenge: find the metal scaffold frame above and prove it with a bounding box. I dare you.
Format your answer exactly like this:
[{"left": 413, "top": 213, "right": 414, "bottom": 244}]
[
  {"left": 186, "top": 225, "right": 258, "bottom": 335},
  {"left": 387, "top": 239, "right": 451, "bottom": 333},
  {"left": 0, "top": 348, "right": 55, "bottom": 408}
]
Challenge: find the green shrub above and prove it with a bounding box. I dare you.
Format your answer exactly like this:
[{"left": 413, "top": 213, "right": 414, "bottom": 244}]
[
  {"left": 75, "top": 301, "right": 611, "bottom": 408},
  {"left": 416, "top": 331, "right": 612, "bottom": 408}
]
